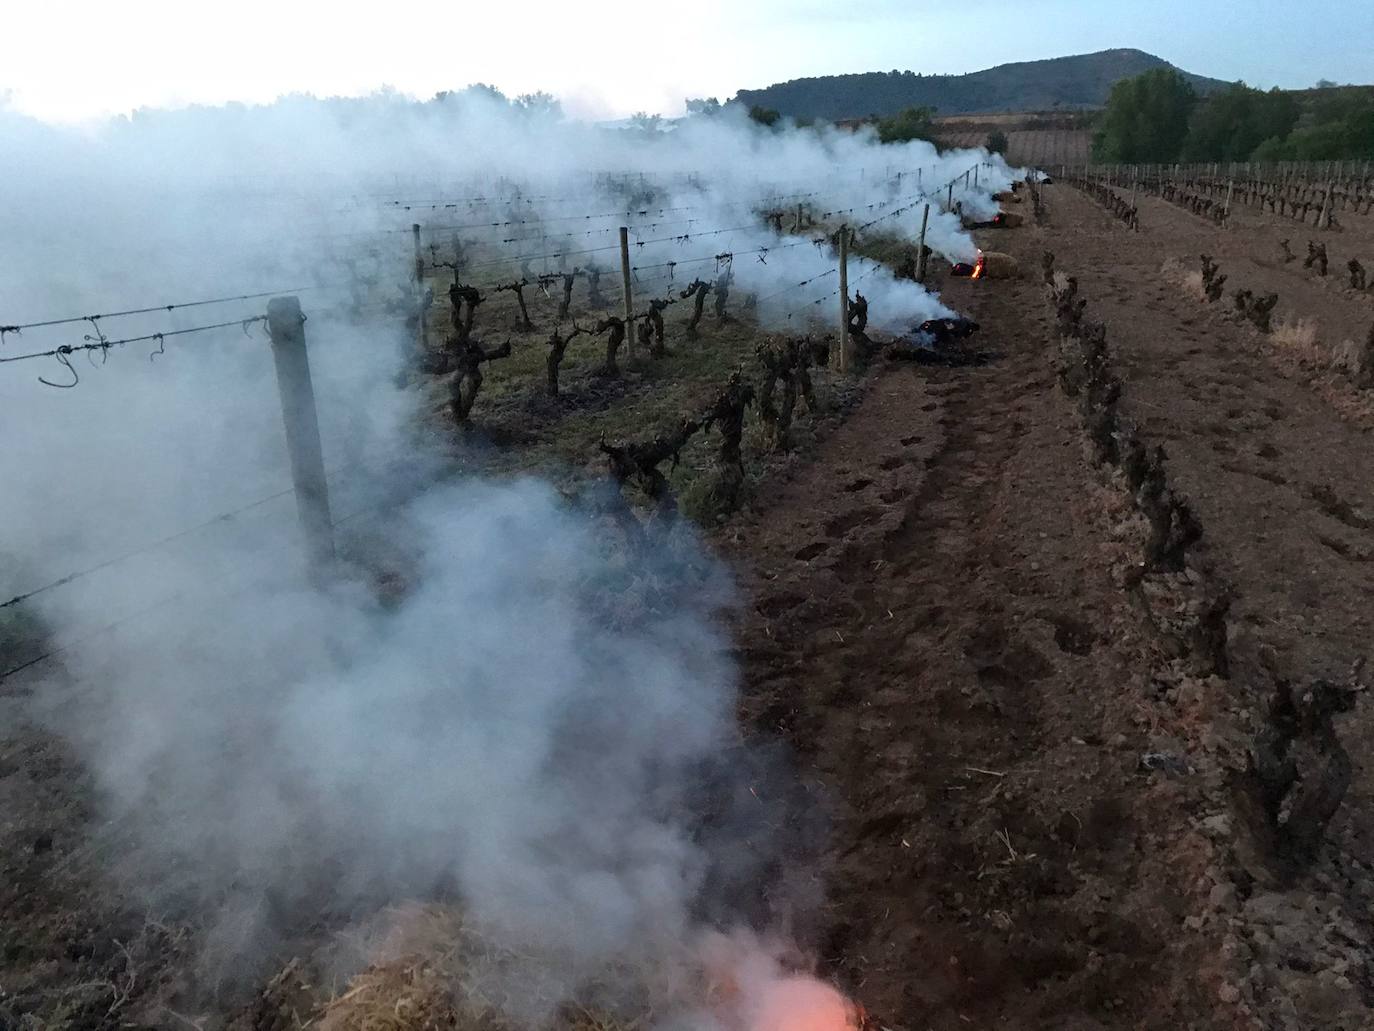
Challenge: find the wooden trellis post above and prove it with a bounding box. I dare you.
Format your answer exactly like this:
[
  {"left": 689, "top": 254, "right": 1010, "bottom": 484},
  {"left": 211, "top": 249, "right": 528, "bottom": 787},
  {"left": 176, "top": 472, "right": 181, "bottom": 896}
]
[
  {"left": 916, "top": 203, "right": 931, "bottom": 283},
  {"left": 836, "top": 225, "right": 850, "bottom": 373},
  {"left": 619, "top": 227, "right": 634, "bottom": 358},
  {"left": 266, "top": 296, "right": 334, "bottom": 581},
  {"left": 411, "top": 223, "right": 427, "bottom": 356}
]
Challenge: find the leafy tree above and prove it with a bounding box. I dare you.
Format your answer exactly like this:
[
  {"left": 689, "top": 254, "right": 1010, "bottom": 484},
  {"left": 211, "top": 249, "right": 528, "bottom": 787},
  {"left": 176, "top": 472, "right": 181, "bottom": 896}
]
[
  {"left": 513, "top": 92, "right": 562, "bottom": 120},
  {"left": 1093, "top": 69, "right": 1196, "bottom": 162},
  {"left": 986, "top": 129, "right": 1009, "bottom": 155},
  {"left": 876, "top": 105, "right": 936, "bottom": 144},
  {"left": 1250, "top": 135, "right": 1291, "bottom": 162},
  {"left": 1182, "top": 84, "right": 1298, "bottom": 161},
  {"left": 1259, "top": 91, "right": 1374, "bottom": 160},
  {"left": 629, "top": 111, "right": 663, "bottom": 132},
  {"left": 685, "top": 97, "right": 722, "bottom": 116},
  {"left": 460, "top": 83, "right": 508, "bottom": 104},
  {"left": 748, "top": 105, "right": 781, "bottom": 128}
]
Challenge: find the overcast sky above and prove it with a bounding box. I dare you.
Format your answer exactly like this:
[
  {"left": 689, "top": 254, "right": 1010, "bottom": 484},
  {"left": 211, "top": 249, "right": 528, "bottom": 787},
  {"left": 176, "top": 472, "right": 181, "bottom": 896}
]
[{"left": 6, "top": 0, "right": 1372, "bottom": 123}]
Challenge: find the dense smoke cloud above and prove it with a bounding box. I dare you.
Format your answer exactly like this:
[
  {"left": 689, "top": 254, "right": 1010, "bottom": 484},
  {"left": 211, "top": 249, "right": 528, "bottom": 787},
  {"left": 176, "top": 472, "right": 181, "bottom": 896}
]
[{"left": 0, "top": 89, "right": 1018, "bottom": 1018}]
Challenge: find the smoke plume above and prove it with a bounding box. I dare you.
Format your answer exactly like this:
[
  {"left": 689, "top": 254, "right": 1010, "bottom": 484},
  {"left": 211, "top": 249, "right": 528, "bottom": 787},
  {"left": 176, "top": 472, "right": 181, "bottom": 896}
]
[{"left": 0, "top": 88, "right": 1019, "bottom": 1021}]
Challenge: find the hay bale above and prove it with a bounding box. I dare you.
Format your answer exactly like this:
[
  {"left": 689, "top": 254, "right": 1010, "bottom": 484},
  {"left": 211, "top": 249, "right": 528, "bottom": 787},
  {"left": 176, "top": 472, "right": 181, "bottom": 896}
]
[
  {"left": 997, "top": 211, "right": 1025, "bottom": 228},
  {"left": 993, "top": 191, "right": 1023, "bottom": 204},
  {"left": 980, "top": 252, "right": 1020, "bottom": 279}
]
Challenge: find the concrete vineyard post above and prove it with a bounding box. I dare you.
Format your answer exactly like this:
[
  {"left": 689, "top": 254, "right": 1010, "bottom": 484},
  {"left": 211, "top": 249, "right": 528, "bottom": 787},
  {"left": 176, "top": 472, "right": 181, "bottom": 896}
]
[
  {"left": 266, "top": 296, "right": 335, "bottom": 581},
  {"left": 619, "top": 227, "right": 634, "bottom": 358},
  {"left": 1224, "top": 179, "right": 1234, "bottom": 224},
  {"left": 836, "top": 224, "right": 850, "bottom": 374},
  {"left": 411, "top": 223, "right": 427, "bottom": 355},
  {"left": 916, "top": 203, "right": 930, "bottom": 283}
]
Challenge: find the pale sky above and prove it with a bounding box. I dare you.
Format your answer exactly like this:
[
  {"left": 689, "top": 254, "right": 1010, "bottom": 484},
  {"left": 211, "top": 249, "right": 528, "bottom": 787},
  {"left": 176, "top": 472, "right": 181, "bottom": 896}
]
[{"left": 5, "top": 0, "right": 1372, "bottom": 123}]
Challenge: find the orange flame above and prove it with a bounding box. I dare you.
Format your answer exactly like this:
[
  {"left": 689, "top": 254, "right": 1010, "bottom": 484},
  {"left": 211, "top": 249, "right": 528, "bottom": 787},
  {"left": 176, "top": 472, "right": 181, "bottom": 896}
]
[{"left": 970, "top": 252, "right": 986, "bottom": 279}]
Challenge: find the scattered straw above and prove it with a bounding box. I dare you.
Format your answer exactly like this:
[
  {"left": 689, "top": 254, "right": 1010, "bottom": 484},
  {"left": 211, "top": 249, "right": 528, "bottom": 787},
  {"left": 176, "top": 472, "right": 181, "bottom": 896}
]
[
  {"left": 1270, "top": 317, "right": 1323, "bottom": 367},
  {"left": 315, "top": 906, "right": 656, "bottom": 1031}
]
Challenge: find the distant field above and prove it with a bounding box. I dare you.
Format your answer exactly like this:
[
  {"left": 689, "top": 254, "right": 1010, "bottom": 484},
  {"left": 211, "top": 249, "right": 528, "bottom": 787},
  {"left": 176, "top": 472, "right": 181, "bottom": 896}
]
[{"left": 937, "top": 127, "right": 1092, "bottom": 168}]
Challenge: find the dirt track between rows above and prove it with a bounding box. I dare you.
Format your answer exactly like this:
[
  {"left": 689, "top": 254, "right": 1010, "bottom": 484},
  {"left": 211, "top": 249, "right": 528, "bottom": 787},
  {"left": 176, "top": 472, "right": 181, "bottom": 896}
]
[{"left": 724, "top": 213, "right": 1241, "bottom": 1030}]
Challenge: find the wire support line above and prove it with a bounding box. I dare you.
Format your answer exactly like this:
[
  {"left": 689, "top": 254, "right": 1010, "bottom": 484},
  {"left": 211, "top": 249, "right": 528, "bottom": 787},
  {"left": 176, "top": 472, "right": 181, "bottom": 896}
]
[
  {"left": 0, "top": 316, "right": 269, "bottom": 367},
  {"left": 1, "top": 290, "right": 303, "bottom": 339}
]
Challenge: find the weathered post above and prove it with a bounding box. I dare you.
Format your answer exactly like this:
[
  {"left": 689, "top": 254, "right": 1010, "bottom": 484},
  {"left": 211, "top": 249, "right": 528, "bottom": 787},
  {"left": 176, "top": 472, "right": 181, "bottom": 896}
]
[
  {"left": 973, "top": 164, "right": 979, "bottom": 189},
  {"left": 411, "top": 223, "right": 427, "bottom": 354},
  {"left": 946, "top": 181, "right": 954, "bottom": 209},
  {"left": 916, "top": 203, "right": 931, "bottom": 283},
  {"left": 266, "top": 296, "right": 335, "bottom": 580},
  {"left": 1319, "top": 181, "right": 1334, "bottom": 229},
  {"left": 1224, "top": 179, "right": 1234, "bottom": 223},
  {"left": 836, "top": 224, "right": 850, "bottom": 373},
  {"left": 619, "top": 226, "right": 634, "bottom": 358}
]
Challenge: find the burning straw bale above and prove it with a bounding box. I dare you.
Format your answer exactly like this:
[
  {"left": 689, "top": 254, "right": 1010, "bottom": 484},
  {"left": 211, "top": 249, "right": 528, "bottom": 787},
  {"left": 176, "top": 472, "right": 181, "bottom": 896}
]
[
  {"left": 316, "top": 908, "right": 861, "bottom": 1031},
  {"left": 977, "top": 251, "right": 1020, "bottom": 279}
]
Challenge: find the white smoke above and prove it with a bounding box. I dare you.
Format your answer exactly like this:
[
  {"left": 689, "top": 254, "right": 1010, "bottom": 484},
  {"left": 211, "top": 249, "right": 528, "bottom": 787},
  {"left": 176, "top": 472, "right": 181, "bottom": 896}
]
[{"left": 0, "top": 89, "right": 1016, "bottom": 1018}]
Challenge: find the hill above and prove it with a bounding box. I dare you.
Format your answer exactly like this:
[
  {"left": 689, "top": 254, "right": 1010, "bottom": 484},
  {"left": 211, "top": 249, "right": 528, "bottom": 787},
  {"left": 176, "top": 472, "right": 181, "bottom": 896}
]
[{"left": 733, "top": 49, "right": 1227, "bottom": 120}]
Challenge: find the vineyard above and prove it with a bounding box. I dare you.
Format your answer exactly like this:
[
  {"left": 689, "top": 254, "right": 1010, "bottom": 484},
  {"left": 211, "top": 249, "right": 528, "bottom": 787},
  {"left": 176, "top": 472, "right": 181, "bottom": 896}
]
[
  {"left": 935, "top": 113, "right": 1094, "bottom": 167},
  {"left": 5, "top": 117, "right": 1374, "bottom": 1031}
]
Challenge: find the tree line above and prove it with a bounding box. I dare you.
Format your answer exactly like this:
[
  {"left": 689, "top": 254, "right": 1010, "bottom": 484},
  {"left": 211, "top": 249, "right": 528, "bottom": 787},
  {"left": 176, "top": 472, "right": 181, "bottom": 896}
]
[{"left": 1094, "top": 70, "right": 1374, "bottom": 164}]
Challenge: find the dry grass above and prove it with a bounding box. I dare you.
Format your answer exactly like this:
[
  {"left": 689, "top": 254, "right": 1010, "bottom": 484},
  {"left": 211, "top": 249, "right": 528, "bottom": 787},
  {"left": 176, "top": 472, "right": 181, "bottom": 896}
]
[
  {"left": 1181, "top": 271, "right": 1206, "bottom": 303},
  {"left": 1270, "top": 317, "right": 1324, "bottom": 366}
]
